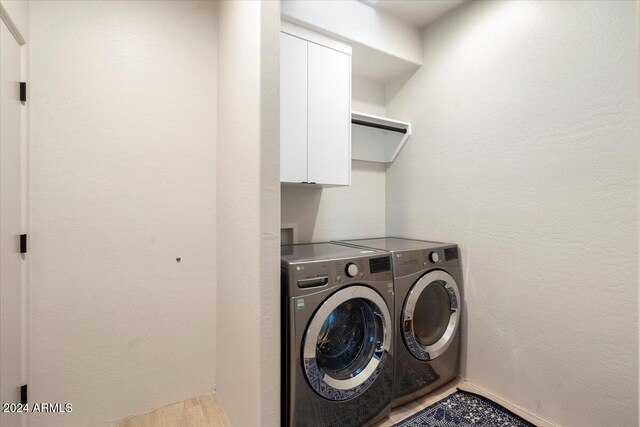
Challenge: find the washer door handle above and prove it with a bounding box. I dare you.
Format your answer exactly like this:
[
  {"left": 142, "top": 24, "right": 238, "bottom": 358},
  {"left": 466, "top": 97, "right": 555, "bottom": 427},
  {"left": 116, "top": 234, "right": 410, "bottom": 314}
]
[{"left": 403, "top": 315, "right": 413, "bottom": 332}]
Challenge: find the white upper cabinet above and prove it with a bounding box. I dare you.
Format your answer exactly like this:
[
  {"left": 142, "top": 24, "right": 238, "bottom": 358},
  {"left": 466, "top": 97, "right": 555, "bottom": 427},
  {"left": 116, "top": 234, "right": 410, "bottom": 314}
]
[
  {"left": 307, "top": 42, "right": 351, "bottom": 185},
  {"left": 280, "top": 23, "right": 352, "bottom": 186},
  {"left": 280, "top": 32, "right": 308, "bottom": 183}
]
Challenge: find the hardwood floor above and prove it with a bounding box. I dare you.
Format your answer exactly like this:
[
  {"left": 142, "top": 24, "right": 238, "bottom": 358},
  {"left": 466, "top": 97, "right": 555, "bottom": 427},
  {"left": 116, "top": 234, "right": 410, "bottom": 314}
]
[
  {"left": 112, "top": 379, "right": 555, "bottom": 427},
  {"left": 110, "top": 394, "right": 230, "bottom": 427}
]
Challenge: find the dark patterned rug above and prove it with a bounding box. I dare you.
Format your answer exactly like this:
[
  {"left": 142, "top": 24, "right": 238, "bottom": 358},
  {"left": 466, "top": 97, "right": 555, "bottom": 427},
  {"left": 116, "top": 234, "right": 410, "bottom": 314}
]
[{"left": 392, "top": 389, "right": 536, "bottom": 427}]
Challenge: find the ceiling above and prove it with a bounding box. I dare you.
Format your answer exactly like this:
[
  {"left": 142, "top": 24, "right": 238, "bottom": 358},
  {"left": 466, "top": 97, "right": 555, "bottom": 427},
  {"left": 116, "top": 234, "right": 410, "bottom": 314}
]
[{"left": 362, "top": 0, "right": 466, "bottom": 28}]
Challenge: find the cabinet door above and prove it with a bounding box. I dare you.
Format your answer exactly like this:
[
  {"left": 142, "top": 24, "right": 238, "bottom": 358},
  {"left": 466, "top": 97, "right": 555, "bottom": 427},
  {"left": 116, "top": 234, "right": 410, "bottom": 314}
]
[
  {"left": 280, "top": 33, "right": 308, "bottom": 183},
  {"left": 307, "top": 42, "right": 351, "bottom": 186}
]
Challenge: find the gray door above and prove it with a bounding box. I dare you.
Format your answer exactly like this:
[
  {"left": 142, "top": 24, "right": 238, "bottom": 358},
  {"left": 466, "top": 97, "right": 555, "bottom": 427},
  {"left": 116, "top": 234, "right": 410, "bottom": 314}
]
[
  {"left": 402, "top": 271, "right": 460, "bottom": 361},
  {"left": 302, "top": 286, "right": 391, "bottom": 401}
]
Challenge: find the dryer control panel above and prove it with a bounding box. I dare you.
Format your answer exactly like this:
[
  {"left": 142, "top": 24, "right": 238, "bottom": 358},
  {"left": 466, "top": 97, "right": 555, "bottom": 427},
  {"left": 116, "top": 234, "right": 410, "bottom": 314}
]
[
  {"left": 392, "top": 245, "right": 460, "bottom": 278},
  {"left": 420, "top": 245, "right": 459, "bottom": 265}
]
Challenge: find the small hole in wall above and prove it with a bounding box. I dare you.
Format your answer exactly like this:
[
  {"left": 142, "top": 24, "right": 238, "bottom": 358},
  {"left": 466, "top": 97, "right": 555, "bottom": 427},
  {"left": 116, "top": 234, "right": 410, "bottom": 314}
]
[{"left": 176, "top": 257, "right": 181, "bottom": 263}]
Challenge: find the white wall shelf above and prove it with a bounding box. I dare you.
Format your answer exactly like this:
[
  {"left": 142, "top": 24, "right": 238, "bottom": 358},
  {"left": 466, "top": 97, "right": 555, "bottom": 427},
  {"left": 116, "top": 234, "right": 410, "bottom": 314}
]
[{"left": 351, "top": 111, "right": 411, "bottom": 163}]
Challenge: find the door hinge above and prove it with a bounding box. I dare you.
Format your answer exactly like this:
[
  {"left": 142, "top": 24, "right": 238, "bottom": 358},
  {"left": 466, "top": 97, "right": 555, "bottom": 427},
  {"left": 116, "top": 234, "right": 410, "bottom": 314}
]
[
  {"left": 20, "top": 384, "right": 27, "bottom": 404},
  {"left": 20, "top": 82, "right": 26, "bottom": 102},
  {"left": 20, "top": 234, "right": 27, "bottom": 254}
]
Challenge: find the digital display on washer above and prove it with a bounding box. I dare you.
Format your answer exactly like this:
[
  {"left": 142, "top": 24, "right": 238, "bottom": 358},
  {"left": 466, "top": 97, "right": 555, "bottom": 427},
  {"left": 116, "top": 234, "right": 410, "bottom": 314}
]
[
  {"left": 369, "top": 256, "right": 391, "bottom": 274},
  {"left": 444, "top": 247, "right": 459, "bottom": 261}
]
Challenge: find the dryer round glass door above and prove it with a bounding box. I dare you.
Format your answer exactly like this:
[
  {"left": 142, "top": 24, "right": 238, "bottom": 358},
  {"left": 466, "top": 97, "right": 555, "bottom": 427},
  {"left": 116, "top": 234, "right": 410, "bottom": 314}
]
[
  {"left": 402, "top": 270, "right": 460, "bottom": 361},
  {"left": 302, "top": 285, "right": 391, "bottom": 401}
]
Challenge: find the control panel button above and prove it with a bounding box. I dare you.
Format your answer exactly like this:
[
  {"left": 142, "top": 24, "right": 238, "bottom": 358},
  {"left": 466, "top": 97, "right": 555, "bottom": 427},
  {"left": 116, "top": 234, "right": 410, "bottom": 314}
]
[
  {"left": 345, "top": 263, "right": 359, "bottom": 277},
  {"left": 429, "top": 252, "right": 440, "bottom": 263}
]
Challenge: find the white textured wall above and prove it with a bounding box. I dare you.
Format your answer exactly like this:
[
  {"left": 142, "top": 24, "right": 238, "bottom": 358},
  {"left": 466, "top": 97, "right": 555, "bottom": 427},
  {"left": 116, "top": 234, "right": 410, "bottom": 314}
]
[
  {"left": 281, "top": 161, "right": 386, "bottom": 243},
  {"left": 259, "top": 3, "right": 282, "bottom": 424},
  {"left": 353, "top": 75, "right": 386, "bottom": 117},
  {"left": 281, "top": 73, "right": 387, "bottom": 244},
  {"left": 29, "top": 2, "right": 217, "bottom": 426},
  {"left": 216, "top": 1, "right": 280, "bottom": 426},
  {"left": 386, "top": 1, "right": 639, "bottom": 426},
  {"left": 1, "top": 0, "right": 29, "bottom": 43}
]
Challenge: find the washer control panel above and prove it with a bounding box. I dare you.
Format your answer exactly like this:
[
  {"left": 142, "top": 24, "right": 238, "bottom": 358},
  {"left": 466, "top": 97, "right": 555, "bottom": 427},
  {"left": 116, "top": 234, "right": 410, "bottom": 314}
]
[
  {"left": 289, "top": 254, "right": 393, "bottom": 295},
  {"left": 335, "top": 258, "right": 365, "bottom": 280},
  {"left": 345, "top": 263, "right": 359, "bottom": 277}
]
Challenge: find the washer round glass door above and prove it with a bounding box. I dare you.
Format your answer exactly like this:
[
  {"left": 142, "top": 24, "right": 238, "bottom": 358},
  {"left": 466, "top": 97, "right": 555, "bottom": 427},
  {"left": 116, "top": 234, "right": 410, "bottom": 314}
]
[
  {"left": 402, "top": 270, "right": 460, "bottom": 361},
  {"left": 302, "top": 286, "right": 391, "bottom": 401}
]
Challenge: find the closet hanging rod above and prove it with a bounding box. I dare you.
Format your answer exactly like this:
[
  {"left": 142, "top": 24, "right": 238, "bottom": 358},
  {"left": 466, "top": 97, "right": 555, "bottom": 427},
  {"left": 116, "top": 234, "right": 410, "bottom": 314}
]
[{"left": 351, "top": 119, "right": 407, "bottom": 134}]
